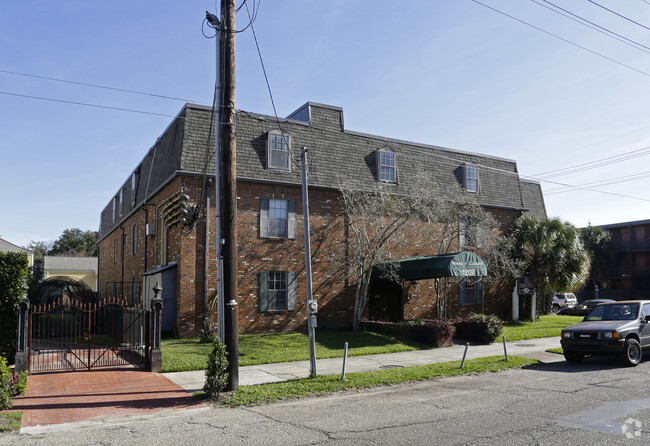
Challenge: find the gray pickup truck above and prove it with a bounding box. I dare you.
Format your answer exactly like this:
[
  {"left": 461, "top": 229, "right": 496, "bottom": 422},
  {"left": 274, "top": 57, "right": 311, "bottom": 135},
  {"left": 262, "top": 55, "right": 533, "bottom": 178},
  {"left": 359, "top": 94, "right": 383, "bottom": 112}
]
[{"left": 560, "top": 300, "right": 650, "bottom": 367}]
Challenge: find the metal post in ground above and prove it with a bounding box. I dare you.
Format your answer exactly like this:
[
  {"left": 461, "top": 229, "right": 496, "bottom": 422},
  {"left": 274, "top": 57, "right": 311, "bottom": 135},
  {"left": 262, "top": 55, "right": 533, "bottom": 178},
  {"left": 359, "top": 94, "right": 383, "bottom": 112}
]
[
  {"left": 460, "top": 342, "right": 469, "bottom": 369},
  {"left": 341, "top": 342, "right": 349, "bottom": 380},
  {"left": 502, "top": 336, "right": 508, "bottom": 361}
]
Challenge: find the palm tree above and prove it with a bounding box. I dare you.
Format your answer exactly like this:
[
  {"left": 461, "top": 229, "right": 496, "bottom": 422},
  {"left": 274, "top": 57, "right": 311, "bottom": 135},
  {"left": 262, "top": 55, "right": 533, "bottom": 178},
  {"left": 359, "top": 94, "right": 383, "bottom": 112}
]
[{"left": 510, "top": 216, "right": 591, "bottom": 313}]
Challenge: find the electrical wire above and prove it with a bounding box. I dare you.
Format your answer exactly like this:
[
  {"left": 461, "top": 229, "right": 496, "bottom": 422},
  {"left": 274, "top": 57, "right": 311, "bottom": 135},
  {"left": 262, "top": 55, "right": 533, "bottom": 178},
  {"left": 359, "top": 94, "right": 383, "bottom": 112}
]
[
  {"left": 243, "top": 0, "right": 300, "bottom": 170},
  {"left": 587, "top": 0, "right": 650, "bottom": 31},
  {"left": 0, "top": 69, "right": 207, "bottom": 104},
  {"left": 533, "top": 0, "right": 650, "bottom": 53},
  {"left": 545, "top": 171, "right": 650, "bottom": 194},
  {"left": 470, "top": 0, "right": 650, "bottom": 79},
  {"left": 533, "top": 146, "right": 650, "bottom": 178}
]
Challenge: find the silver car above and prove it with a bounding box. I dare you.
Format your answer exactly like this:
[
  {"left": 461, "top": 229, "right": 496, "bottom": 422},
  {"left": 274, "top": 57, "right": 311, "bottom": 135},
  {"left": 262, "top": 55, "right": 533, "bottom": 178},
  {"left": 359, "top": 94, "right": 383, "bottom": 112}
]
[{"left": 561, "top": 300, "right": 650, "bottom": 367}]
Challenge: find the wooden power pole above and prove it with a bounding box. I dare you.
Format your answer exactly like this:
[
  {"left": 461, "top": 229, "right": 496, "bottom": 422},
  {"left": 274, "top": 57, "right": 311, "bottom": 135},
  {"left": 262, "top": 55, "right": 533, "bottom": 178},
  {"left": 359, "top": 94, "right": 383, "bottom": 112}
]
[{"left": 220, "top": 0, "right": 238, "bottom": 391}]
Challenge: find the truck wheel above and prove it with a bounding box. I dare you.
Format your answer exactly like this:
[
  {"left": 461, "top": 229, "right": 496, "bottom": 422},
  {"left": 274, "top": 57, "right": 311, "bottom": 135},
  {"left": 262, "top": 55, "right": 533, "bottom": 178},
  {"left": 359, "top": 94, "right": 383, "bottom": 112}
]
[
  {"left": 620, "top": 338, "right": 642, "bottom": 367},
  {"left": 564, "top": 350, "right": 584, "bottom": 363}
]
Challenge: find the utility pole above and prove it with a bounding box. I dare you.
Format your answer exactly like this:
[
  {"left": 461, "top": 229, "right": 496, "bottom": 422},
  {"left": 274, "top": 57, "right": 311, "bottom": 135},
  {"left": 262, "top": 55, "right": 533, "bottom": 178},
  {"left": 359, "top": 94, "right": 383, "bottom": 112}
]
[
  {"left": 208, "top": 0, "right": 238, "bottom": 391},
  {"left": 301, "top": 148, "right": 317, "bottom": 377},
  {"left": 221, "top": 0, "right": 238, "bottom": 391}
]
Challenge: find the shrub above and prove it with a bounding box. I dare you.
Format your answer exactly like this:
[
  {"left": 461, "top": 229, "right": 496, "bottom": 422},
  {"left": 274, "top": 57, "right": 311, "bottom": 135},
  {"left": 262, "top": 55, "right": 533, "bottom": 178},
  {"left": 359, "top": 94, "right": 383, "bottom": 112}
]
[
  {"left": 0, "top": 357, "right": 13, "bottom": 410},
  {"left": 204, "top": 338, "right": 229, "bottom": 399},
  {"left": 420, "top": 319, "right": 455, "bottom": 346},
  {"left": 454, "top": 313, "right": 503, "bottom": 344},
  {"left": 199, "top": 319, "right": 218, "bottom": 343},
  {"left": 0, "top": 252, "right": 29, "bottom": 362}
]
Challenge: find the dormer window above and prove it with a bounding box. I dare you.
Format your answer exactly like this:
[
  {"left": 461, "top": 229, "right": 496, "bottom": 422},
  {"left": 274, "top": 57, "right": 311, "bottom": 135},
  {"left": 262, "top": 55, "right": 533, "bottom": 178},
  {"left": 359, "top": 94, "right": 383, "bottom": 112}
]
[
  {"left": 267, "top": 130, "right": 291, "bottom": 171},
  {"left": 464, "top": 164, "right": 479, "bottom": 193},
  {"left": 119, "top": 189, "right": 124, "bottom": 216},
  {"left": 112, "top": 197, "right": 117, "bottom": 222},
  {"left": 377, "top": 148, "right": 397, "bottom": 183}
]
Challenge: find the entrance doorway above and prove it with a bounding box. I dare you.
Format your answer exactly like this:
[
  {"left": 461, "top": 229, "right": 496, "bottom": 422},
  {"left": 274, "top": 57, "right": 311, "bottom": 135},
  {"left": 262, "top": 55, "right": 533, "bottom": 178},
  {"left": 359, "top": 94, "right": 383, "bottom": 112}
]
[{"left": 368, "top": 280, "right": 404, "bottom": 322}]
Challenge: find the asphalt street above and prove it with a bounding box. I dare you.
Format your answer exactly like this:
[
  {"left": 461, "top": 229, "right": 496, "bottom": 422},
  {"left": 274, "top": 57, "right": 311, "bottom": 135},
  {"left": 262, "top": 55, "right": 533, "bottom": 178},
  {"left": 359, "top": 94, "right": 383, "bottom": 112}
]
[{"left": 4, "top": 354, "right": 650, "bottom": 445}]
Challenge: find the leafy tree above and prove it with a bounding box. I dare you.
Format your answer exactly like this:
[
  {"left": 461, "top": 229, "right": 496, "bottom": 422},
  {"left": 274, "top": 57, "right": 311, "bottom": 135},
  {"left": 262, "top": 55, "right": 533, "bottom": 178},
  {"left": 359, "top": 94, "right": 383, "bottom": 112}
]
[
  {"left": 24, "top": 240, "right": 51, "bottom": 287},
  {"left": 49, "top": 228, "right": 98, "bottom": 257},
  {"left": 510, "top": 216, "right": 591, "bottom": 312},
  {"left": 579, "top": 225, "right": 614, "bottom": 289},
  {"left": 0, "top": 251, "right": 29, "bottom": 362}
]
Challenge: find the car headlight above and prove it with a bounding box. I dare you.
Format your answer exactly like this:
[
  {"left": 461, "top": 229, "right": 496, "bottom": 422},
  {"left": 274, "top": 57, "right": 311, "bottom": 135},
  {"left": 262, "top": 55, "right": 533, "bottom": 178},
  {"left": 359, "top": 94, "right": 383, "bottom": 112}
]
[
  {"left": 602, "top": 332, "right": 619, "bottom": 339},
  {"left": 562, "top": 331, "right": 572, "bottom": 339}
]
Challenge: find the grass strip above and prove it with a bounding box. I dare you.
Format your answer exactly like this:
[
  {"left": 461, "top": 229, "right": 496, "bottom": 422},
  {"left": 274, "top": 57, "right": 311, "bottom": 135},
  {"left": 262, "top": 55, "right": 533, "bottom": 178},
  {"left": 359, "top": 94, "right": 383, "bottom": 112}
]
[
  {"left": 546, "top": 347, "right": 563, "bottom": 354},
  {"left": 162, "top": 331, "right": 428, "bottom": 373},
  {"left": 222, "top": 355, "right": 537, "bottom": 407},
  {"left": 501, "top": 315, "right": 582, "bottom": 342},
  {"left": 0, "top": 412, "right": 22, "bottom": 432}
]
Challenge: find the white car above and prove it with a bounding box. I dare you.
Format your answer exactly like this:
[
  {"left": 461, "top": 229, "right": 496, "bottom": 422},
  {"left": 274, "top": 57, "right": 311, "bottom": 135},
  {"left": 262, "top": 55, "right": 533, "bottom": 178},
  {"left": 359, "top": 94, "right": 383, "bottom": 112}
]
[{"left": 552, "top": 292, "right": 577, "bottom": 313}]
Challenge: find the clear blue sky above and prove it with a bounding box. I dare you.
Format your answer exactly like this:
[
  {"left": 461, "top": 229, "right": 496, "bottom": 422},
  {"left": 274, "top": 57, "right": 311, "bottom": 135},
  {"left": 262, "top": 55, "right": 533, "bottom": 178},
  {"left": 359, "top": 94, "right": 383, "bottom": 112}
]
[{"left": 2, "top": 0, "right": 650, "bottom": 248}]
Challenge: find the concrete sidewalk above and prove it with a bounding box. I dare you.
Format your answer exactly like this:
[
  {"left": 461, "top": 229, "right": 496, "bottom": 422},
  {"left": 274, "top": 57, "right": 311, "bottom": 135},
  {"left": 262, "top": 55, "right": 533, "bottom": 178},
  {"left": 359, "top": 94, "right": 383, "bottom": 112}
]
[{"left": 164, "top": 336, "right": 564, "bottom": 393}]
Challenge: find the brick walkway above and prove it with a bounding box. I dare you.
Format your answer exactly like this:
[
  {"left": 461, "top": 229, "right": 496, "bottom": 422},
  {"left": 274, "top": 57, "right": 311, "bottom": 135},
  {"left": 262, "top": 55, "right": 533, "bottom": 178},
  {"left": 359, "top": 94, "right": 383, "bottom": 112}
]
[{"left": 9, "top": 368, "right": 205, "bottom": 428}]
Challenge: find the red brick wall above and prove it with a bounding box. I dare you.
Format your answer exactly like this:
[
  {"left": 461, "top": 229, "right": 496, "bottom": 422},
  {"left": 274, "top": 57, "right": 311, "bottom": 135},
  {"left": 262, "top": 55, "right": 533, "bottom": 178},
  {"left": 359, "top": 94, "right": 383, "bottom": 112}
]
[{"left": 99, "top": 176, "right": 522, "bottom": 337}]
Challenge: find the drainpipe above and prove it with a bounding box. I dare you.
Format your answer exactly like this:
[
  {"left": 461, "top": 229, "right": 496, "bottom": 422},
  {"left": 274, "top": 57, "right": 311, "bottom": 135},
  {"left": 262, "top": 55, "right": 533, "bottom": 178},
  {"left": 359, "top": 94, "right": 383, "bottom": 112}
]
[
  {"left": 118, "top": 224, "right": 125, "bottom": 300},
  {"left": 141, "top": 203, "right": 156, "bottom": 273},
  {"left": 204, "top": 179, "right": 212, "bottom": 326}
]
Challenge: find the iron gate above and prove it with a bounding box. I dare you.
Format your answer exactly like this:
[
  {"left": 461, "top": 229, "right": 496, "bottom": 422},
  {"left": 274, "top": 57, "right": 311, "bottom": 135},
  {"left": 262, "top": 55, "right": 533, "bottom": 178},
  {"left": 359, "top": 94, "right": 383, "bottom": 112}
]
[{"left": 28, "top": 297, "right": 149, "bottom": 372}]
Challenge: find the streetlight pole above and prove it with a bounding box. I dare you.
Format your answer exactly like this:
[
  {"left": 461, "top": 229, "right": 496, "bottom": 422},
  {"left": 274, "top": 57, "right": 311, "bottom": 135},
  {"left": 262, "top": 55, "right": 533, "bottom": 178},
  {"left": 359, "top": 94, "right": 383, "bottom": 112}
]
[{"left": 301, "top": 148, "right": 317, "bottom": 377}]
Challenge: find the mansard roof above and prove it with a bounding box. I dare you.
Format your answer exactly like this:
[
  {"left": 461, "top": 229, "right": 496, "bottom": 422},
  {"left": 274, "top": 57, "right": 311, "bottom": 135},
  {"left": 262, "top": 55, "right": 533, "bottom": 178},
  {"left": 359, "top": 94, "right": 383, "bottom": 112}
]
[{"left": 99, "top": 102, "right": 546, "bottom": 238}]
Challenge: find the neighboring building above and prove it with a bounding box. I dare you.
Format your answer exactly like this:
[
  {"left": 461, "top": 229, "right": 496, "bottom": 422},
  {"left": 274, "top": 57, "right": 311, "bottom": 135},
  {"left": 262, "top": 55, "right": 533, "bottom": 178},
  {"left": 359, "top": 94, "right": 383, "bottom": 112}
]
[
  {"left": 0, "top": 237, "right": 33, "bottom": 267},
  {"left": 587, "top": 219, "right": 650, "bottom": 301},
  {"left": 43, "top": 256, "right": 99, "bottom": 292},
  {"left": 97, "top": 102, "right": 547, "bottom": 337}
]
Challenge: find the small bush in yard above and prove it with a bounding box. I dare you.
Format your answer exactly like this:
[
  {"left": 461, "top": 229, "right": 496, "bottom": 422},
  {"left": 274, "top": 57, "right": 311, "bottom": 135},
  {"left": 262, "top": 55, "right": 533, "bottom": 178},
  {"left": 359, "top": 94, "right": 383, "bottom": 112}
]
[
  {"left": 0, "top": 357, "right": 13, "bottom": 410},
  {"left": 204, "top": 338, "right": 229, "bottom": 399},
  {"left": 421, "top": 319, "right": 455, "bottom": 346},
  {"left": 454, "top": 313, "right": 503, "bottom": 344}
]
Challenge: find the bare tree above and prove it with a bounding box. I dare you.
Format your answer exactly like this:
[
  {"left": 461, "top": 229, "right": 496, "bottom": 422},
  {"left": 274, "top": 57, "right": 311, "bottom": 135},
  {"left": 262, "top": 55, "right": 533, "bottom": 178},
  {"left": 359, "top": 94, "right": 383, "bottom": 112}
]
[{"left": 338, "top": 180, "right": 414, "bottom": 331}]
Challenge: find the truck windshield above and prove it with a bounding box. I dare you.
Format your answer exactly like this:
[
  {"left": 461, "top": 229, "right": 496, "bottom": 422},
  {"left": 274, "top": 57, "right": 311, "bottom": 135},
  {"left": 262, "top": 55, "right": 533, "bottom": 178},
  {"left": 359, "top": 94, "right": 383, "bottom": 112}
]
[{"left": 585, "top": 303, "right": 639, "bottom": 321}]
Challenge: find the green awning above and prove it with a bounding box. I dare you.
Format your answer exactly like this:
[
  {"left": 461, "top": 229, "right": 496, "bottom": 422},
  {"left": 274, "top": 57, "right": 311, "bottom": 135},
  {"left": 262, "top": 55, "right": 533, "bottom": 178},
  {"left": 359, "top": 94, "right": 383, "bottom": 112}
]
[{"left": 372, "top": 252, "right": 487, "bottom": 281}]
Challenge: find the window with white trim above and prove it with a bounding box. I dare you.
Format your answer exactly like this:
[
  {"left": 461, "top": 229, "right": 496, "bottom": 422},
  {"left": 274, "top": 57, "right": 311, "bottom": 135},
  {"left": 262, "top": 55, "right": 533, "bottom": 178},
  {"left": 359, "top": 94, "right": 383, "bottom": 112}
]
[
  {"left": 260, "top": 198, "right": 297, "bottom": 239},
  {"left": 464, "top": 164, "right": 479, "bottom": 193},
  {"left": 267, "top": 131, "right": 291, "bottom": 170},
  {"left": 119, "top": 189, "right": 124, "bottom": 216},
  {"left": 259, "top": 271, "right": 297, "bottom": 311},
  {"left": 114, "top": 238, "right": 118, "bottom": 263},
  {"left": 112, "top": 197, "right": 117, "bottom": 222},
  {"left": 459, "top": 217, "right": 482, "bottom": 248},
  {"left": 377, "top": 148, "right": 396, "bottom": 183},
  {"left": 460, "top": 278, "right": 483, "bottom": 305}
]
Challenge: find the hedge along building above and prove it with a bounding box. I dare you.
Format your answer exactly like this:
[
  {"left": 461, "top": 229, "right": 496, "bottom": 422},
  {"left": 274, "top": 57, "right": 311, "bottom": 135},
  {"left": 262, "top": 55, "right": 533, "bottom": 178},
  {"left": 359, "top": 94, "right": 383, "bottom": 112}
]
[{"left": 97, "top": 102, "right": 547, "bottom": 337}]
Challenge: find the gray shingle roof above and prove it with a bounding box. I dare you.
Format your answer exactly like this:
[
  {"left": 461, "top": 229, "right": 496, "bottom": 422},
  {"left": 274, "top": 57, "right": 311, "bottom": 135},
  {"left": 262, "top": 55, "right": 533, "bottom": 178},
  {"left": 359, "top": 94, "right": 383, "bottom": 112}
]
[{"left": 99, "top": 102, "right": 546, "bottom": 237}]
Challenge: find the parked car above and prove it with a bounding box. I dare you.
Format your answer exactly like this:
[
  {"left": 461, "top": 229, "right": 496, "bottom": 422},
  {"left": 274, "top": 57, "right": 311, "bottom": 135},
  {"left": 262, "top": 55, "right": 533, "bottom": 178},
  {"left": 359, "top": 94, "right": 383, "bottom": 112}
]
[
  {"left": 560, "top": 300, "right": 650, "bottom": 366},
  {"left": 551, "top": 292, "right": 577, "bottom": 313},
  {"left": 557, "top": 299, "right": 615, "bottom": 316}
]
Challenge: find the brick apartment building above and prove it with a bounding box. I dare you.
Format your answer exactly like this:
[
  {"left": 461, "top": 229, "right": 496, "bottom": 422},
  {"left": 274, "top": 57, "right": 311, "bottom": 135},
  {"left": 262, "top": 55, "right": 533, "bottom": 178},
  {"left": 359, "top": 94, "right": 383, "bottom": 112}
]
[
  {"left": 585, "top": 219, "right": 650, "bottom": 301},
  {"left": 97, "top": 102, "right": 547, "bottom": 337}
]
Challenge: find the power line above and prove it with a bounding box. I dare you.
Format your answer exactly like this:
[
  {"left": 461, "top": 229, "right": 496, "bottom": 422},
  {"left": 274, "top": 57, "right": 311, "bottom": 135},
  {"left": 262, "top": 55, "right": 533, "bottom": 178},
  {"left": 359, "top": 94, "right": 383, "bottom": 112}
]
[
  {"left": 533, "top": 0, "right": 650, "bottom": 53},
  {"left": 0, "top": 69, "right": 208, "bottom": 105},
  {"left": 533, "top": 146, "right": 650, "bottom": 178},
  {"left": 545, "top": 171, "right": 650, "bottom": 194},
  {"left": 0, "top": 90, "right": 233, "bottom": 124},
  {"left": 587, "top": 0, "right": 650, "bottom": 31},
  {"left": 470, "top": 0, "right": 650, "bottom": 79}
]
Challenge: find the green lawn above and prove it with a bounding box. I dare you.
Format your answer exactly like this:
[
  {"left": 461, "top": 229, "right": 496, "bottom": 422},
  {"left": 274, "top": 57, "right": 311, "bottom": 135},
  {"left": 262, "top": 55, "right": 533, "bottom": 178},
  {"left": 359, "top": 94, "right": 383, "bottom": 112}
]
[
  {"left": 221, "top": 355, "right": 538, "bottom": 407},
  {"left": 162, "top": 315, "right": 583, "bottom": 373},
  {"left": 0, "top": 412, "right": 22, "bottom": 432},
  {"left": 161, "top": 330, "right": 429, "bottom": 373},
  {"left": 501, "top": 314, "right": 583, "bottom": 342}
]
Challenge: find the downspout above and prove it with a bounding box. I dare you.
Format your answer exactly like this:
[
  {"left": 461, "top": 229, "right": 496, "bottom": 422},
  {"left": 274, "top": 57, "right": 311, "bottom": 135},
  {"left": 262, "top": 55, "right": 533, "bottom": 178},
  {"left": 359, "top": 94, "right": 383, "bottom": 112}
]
[
  {"left": 119, "top": 224, "right": 125, "bottom": 300},
  {"left": 204, "top": 179, "right": 212, "bottom": 325},
  {"left": 141, "top": 203, "right": 156, "bottom": 272}
]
